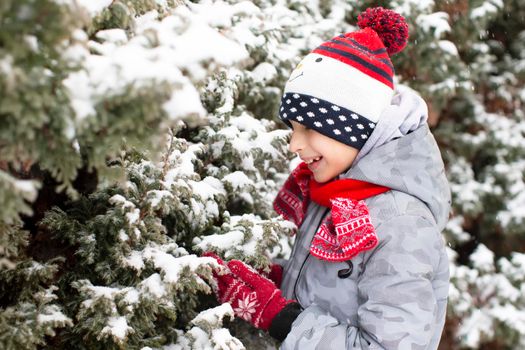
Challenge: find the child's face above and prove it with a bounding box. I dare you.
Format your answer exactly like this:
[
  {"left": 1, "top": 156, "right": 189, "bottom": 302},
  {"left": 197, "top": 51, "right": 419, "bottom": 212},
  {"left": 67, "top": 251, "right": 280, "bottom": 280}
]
[{"left": 289, "top": 120, "right": 359, "bottom": 183}]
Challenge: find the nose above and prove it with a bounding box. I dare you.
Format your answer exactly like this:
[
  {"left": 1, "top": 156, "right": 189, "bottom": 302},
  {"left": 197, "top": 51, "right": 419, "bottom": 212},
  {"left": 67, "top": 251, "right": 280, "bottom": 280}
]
[{"left": 288, "top": 130, "right": 305, "bottom": 153}]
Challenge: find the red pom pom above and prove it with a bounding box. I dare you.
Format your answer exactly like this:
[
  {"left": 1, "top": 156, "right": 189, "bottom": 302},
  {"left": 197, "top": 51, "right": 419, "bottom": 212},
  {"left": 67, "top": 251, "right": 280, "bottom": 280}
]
[{"left": 357, "top": 7, "right": 409, "bottom": 55}]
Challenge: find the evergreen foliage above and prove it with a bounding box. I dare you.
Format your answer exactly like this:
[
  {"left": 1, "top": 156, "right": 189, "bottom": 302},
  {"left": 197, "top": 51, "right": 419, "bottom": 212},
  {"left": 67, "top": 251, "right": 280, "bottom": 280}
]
[{"left": 1, "top": 0, "right": 524, "bottom": 349}]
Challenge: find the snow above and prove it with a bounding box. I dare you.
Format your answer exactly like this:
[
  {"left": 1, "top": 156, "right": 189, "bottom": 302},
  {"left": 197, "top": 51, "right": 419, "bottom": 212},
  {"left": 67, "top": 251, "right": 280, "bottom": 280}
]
[
  {"left": 471, "top": 0, "right": 503, "bottom": 19},
  {"left": 124, "top": 289, "right": 140, "bottom": 306},
  {"left": 469, "top": 244, "right": 494, "bottom": 273},
  {"left": 392, "top": 0, "right": 435, "bottom": 15},
  {"left": 64, "top": 16, "right": 207, "bottom": 124},
  {"left": 437, "top": 40, "right": 458, "bottom": 56},
  {"left": 143, "top": 247, "right": 216, "bottom": 285},
  {"left": 189, "top": 179, "right": 224, "bottom": 201},
  {"left": 223, "top": 171, "right": 253, "bottom": 190},
  {"left": 126, "top": 209, "right": 141, "bottom": 226},
  {"left": 416, "top": 12, "right": 451, "bottom": 38},
  {"left": 13, "top": 179, "right": 38, "bottom": 201},
  {"left": 194, "top": 230, "right": 245, "bottom": 251},
  {"left": 37, "top": 307, "right": 72, "bottom": 325},
  {"left": 123, "top": 250, "right": 145, "bottom": 271},
  {"left": 136, "top": 7, "right": 250, "bottom": 80},
  {"left": 458, "top": 309, "right": 494, "bottom": 348},
  {"left": 140, "top": 273, "right": 167, "bottom": 298},
  {"left": 241, "top": 224, "right": 263, "bottom": 256},
  {"left": 24, "top": 35, "right": 39, "bottom": 52},
  {"left": 118, "top": 229, "right": 130, "bottom": 242},
  {"left": 148, "top": 190, "right": 174, "bottom": 209},
  {"left": 76, "top": 0, "right": 112, "bottom": 16},
  {"left": 187, "top": 327, "right": 213, "bottom": 349},
  {"left": 95, "top": 29, "right": 128, "bottom": 44},
  {"left": 162, "top": 83, "right": 206, "bottom": 120},
  {"left": 191, "top": 303, "right": 234, "bottom": 327},
  {"left": 251, "top": 62, "right": 278, "bottom": 83},
  {"left": 101, "top": 316, "right": 133, "bottom": 340},
  {"left": 211, "top": 328, "right": 245, "bottom": 349}
]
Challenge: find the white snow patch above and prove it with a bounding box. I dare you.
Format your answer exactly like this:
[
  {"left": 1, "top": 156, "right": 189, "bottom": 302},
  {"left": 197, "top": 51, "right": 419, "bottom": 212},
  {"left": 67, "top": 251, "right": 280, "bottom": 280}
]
[
  {"left": 140, "top": 273, "right": 166, "bottom": 298},
  {"left": 416, "top": 12, "right": 450, "bottom": 38},
  {"left": 469, "top": 244, "right": 494, "bottom": 273},
  {"left": 194, "top": 230, "right": 245, "bottom": 251},
  {"left": 76, "top": 0, "right": 112, "bottom": 16},
  {"left": 437, "top": 40, "right": 458, "bottom": 56},
  {"left": 191, "top": 304, "right": 234, "bottom": 327},
  {"left": 37, "top": 307, "right": 72, "bottom": 325},
  {"left": 101, "top": 316, "right": 133, "bottom": 340},
  {"left": 123, "top": 250, "right": 145, "bottom": 271},
  {"left": 223, "top": 171, "right": 253, "bottom": 190}
]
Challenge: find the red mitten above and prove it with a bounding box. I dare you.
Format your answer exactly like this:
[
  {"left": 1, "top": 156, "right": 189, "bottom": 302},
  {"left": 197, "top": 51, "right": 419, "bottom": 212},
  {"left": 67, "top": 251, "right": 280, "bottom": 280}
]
[
  {"left": 227, "top": 260, "right": 294, "bottom": 331},
  {"left": 267, "top": 263, "right": 284, "bottom": 288},
  {"left": 203, "top": 253, "right": 294, "bottom": 332},
  {"left": 257, "top": 263, "right": 283, "bottom": 287},
  {"left": 202, "top": 252, "right": 242, "bottom": 301}
]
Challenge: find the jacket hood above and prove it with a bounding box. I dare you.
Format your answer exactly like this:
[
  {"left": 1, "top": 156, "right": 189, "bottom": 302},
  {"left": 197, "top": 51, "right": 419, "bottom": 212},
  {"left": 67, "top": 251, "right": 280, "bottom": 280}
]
[{"left": 343, "top": 124, "right": 451, "bottom": 231}]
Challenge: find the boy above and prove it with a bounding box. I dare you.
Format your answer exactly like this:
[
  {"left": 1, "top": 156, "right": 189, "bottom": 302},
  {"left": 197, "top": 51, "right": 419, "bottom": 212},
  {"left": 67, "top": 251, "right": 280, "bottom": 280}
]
[{"left": 206, "top": 7, "right": 451, "bottom": 349}]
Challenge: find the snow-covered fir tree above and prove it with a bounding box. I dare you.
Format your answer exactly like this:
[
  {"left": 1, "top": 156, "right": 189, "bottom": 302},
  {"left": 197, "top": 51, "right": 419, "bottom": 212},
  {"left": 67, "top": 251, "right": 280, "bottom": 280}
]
[{"left": 1, "top": 0, "right": 524, "bottom": 349}]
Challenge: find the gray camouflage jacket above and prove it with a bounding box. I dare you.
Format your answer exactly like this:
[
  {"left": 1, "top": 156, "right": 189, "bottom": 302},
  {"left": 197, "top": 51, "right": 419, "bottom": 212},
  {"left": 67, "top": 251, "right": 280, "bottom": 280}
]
[{"left": 279, "top": 124, "right": 451, "bottom": 350}]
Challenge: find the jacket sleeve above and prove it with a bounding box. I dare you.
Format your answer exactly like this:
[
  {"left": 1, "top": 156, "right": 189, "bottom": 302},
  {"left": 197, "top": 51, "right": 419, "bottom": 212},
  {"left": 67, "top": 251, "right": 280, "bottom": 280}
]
[{"left": 280, "top": 215, "right": 449, "bottom": 350}]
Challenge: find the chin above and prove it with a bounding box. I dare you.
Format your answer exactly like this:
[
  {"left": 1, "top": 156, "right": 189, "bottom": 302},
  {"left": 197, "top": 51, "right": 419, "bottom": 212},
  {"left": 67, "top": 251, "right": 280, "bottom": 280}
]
[{"left": 313, "top": 173, "right": 334, "bottom": 183}]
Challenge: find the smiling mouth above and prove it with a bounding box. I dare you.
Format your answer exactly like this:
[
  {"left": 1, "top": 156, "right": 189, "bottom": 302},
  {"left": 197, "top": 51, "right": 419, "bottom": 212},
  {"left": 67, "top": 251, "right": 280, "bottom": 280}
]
[
  {"left": 289, "top": 72, "right": 304, "bottom": 82},
  {"left": 304, "top": 156, "right": 322, "bottom": 164}
]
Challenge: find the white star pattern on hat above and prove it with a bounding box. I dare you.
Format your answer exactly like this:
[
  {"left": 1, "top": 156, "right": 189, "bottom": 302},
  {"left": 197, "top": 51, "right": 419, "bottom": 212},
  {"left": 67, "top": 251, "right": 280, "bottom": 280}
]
[{"left": 278, "top": 92, "right": 376, "bottom": 150}]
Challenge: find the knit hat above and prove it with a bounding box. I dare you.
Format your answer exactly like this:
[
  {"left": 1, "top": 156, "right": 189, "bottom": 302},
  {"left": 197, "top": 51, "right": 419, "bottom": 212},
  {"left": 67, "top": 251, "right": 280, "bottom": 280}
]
[{"left": 278, "top": 7, "right": 409, "bottom": 150}]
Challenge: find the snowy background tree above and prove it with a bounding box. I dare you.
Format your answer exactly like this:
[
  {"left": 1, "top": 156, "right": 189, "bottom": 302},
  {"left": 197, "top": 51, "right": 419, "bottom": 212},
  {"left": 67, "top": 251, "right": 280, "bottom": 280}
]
[{"left": 1, "top": 0, "right": 524, "bottom": 349}]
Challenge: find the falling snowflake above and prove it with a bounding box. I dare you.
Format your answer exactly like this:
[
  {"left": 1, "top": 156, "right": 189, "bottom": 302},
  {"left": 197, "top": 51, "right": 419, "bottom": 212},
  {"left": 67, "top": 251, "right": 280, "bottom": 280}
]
[{"left": 234, "top": 292, "right": 259, "bottom": 321}]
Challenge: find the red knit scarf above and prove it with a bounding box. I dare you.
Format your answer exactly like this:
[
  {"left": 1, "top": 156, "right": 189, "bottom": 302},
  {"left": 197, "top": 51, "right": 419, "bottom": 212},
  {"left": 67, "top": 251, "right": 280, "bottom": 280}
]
[{"left": 273, "top": 162, "right": 390, "bottom": 262}]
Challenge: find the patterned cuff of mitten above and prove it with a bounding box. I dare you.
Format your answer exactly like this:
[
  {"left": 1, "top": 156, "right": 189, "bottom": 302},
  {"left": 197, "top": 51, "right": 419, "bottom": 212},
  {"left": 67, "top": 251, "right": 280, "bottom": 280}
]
[{"left": 268, "top": 302, "right": 303, "bottom": 342}]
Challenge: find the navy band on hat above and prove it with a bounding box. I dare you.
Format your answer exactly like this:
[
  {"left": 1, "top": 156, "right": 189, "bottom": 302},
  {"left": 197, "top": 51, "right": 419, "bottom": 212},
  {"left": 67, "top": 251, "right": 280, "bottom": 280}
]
[{"left": 279, "top": 92, "right": 376, "bottom": 150}]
